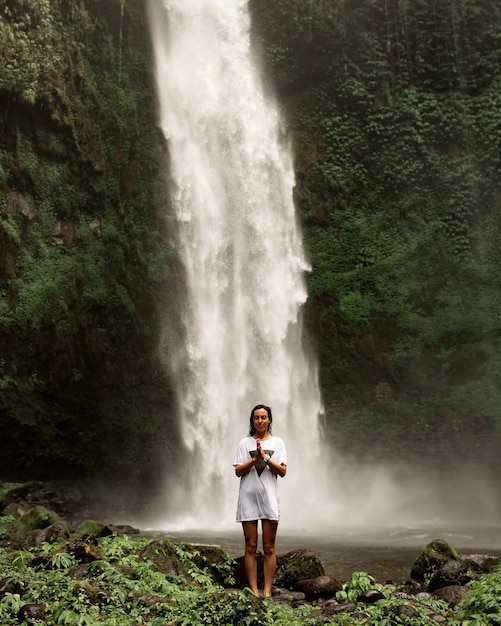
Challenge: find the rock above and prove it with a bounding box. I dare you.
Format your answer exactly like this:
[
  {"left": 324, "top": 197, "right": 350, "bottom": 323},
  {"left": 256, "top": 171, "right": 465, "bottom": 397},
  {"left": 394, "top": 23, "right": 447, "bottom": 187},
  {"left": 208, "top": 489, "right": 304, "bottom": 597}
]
[
  {"left": 294, "top": 575, "right": 342, "bottom": 601},
  {"left": 410, "top": 539, "right": 459, "bottom": 583},
  {"left": 431, "top": 584, "right": 471, "bottom": 608},
  {"left": 428, "top": 558, "right": 471, "bottom": 591},
  {"left": 390, "top": 603, "right": 418, "bottom": 618},
  {"left": 461, "top": 553, "right": 501, "bottom": 576},
  {"left": 76, "top": 519, "right": 114, "bottom": 538},
  {"left": 358, "top": 588, "right": 386, "bottom": 603},
  {"left": 24, "top": 521, "right": 71, "bottom": 547},
  {"left": 270, "top": 587, "right": 306, "bottom": 606},
  {"left": 0, "top": 481, "right": 62, "bottom": 512},
  {"left": 4, "top": 501, "right": 31, "bottom": 518},
  {"left": 19, "top": 505, "right": 61, "bottom": 532},
  {"left": 181, "top": 543, "right": 236, "bottom": 586},
  {"left": 68, "top": 534, "right": 106, "bottom": 563},
  {"left": 139, "top": 539, "right": 190, "bottom": 580},
  {"left": 274, "top": 549, "right": 326, "bottom": 590},
  {"left": 17, "top": 604, "right": 46, "bottom": 621},
  {"left": 323, "top": 602, "right": 357, "bottom": 615},
  {"left": 233, "top": 548, "right": 325, "bottom": 591},
  {"left": 0, "top": 581, "right": 23, "bottom": 597}
]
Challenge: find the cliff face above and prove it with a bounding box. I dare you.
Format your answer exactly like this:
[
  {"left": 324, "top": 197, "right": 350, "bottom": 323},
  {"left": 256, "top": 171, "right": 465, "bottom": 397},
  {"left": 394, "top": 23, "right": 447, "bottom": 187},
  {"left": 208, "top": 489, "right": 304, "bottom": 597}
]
[
  {"left": 1, "top": 0, "right": 501, "bottom": 486},
  {"left": 0, "top": 0, "right": 179, "bottom": 483}
]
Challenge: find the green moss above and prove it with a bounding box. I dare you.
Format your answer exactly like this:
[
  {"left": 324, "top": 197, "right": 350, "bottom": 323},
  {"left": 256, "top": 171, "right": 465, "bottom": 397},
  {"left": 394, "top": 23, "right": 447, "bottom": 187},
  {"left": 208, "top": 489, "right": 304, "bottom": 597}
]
[
  {"left": 275, "top": 553, "right": 326, "bottom": 590},
  {"left": 410, "top": 539, "right": 459, "bottom": 584}
]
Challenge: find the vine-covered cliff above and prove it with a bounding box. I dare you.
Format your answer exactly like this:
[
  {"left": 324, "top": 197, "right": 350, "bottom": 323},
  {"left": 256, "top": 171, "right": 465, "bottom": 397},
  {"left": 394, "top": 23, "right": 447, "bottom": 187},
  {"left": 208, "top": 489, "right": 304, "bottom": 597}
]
[
  {"left": 1, "top": 0, "right": 501, "bottom": 484},
  {"left": 0, "top": 0, "right": 176, "bottom": 484}
]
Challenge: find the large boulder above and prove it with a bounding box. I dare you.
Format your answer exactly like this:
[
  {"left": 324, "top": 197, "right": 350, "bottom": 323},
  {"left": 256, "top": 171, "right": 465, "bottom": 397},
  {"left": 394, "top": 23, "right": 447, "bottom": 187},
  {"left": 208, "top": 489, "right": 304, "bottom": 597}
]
[
  {"left": 76, "top": 519, "right": 113, "bottom": 538},
  {"left": 428, "top": 553, "right": 501, "bottom": 591},
  {"left": 275, "top": 549, "right": 326, "bottom": 590},
  {"left": 233, "top": 548, "right": 325, "bottom": 591},
  {"left": 180, "top": 543, "right": 236, "bottom": 586},
  {"left": 410, "top": 539, "right": 459, "bottom": 584},
  {"left": 139, "top": 539, "right": 191, "bottom": 581}
]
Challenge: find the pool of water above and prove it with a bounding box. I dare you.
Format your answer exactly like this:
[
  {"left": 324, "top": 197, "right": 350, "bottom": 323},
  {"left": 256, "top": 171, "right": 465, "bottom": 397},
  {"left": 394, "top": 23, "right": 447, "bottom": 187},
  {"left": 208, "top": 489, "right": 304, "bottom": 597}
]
[{"left": 143, "top": 524, "right": 501, "bottom": 583}]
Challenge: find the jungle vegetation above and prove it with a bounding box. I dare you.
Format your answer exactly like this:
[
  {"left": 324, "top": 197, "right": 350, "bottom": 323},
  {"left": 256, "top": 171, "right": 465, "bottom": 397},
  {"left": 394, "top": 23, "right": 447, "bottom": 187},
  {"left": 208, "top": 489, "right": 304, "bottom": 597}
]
[{"left": 1, "top": 0, "right": 501, "bottom": 481}]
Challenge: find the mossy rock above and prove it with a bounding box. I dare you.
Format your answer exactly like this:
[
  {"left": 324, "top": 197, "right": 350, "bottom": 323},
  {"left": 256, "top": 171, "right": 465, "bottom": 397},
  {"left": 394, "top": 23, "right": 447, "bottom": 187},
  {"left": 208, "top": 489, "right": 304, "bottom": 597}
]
[
  {"left": 25, "top": 521, "right": 72, "bottom": 547},
  {"left": 139, "top": 539, "right": 190, "bottom": 580},
  {"left": 410, "top": 540, "right": 459, "bottom": 584},
  {"left": 0, "top": 482, "right": 63, "bottom": 512},
  {"left": 275, "top": 549, "right": 326, "bottom": 590},
  {"left": 76, "top": 519, "right": 113, "bottom": 538},
  {"left": 181, "top": 543, "right": 236, "bottom": 586},
  {"left": 7, "top": 505, "right": 62, "bottom": 540},
  {"left": 20, "top": 506, "right": 61, "bottom": 531}
]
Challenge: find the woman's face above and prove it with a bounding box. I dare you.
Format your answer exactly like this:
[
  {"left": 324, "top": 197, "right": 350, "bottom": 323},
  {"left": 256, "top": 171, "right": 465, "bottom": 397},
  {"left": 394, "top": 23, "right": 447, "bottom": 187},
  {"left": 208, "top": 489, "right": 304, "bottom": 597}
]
[{"left": 252, "top": 407, "right": 270, "bottom": 437}]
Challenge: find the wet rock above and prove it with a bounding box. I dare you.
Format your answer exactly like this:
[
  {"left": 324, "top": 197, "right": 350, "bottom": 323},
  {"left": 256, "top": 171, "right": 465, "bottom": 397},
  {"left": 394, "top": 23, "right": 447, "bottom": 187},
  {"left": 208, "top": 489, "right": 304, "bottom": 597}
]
[
  {"left": 181, "top": 543, "right": 236, "bottom": 586},
  {"left": 139, "top": 539, "right": 189, "bottom": 580},
  {"left": 390, "top": 603, "right": 418, "bottom": 618},
  {"left": 410, "top": 539, "right": 459, "bottom": 583},
  {"left": 109, "top": 523, "right": 140, "bottom": 535},
  {"left": 270, "top": 587, "right": 306, "bottom": 606},
  {"left": 68, "top": 534, "right": 106, "bottom": 563},
  {"left": 76, "top": 519, "right": 114, "bottom": 538},
  {"left": 321, "top": 599, "right": 339, "bottom": 615},
  {"left": 24, "top": 521, "right": 71, "bottom": 547},
  {"left": 323, "top": 602, "right": 357, "bottom": 615},
  {"left": 0, "top": 481, "right": 62, "bottom": 512},
  {"left": 294, "top": 575, "right": 342, "bottom": 601},
  {"left": 274, "top": 549, "right": 326, "bottom": 590},
  {"left": 431, "top": 584, "right": 471, "bottom": 607},
  {"left": 0, "top": 581, "right": 23, "bottom": 597},
  {"left": 428, "top": 558, "right": 471, "bottom": 591},
  {"left": 461, "top": 553, "right": 501, "bottom": 576},
  {"left": 234, "top": 547, "right": 325, "bottom": 591},
  {"left": 358, "top": 588, "right": 386, "bottom": 603},
  {"left": 4, "top": 501, "right": 31, "bottom": 518},
  {"left": 19, "top": 505, "right": 61, "bottom": 532},
  {"left": 17, "top": 604, "right": 46, "bottom": 621}
]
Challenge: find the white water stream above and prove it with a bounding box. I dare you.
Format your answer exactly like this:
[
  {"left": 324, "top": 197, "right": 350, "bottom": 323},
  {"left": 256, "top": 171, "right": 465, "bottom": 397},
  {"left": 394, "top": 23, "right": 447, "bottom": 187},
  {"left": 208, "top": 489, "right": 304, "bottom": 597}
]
[{"left": 147, "top": 0, "right": 325, "bottom": 529}]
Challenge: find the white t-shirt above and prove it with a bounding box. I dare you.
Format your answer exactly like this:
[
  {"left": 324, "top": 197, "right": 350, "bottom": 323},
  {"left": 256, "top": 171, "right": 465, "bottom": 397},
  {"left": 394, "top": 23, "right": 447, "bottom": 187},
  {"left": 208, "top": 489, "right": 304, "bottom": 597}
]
[{"left": 233, "top": 435, "right": 287, "bottom": 522}]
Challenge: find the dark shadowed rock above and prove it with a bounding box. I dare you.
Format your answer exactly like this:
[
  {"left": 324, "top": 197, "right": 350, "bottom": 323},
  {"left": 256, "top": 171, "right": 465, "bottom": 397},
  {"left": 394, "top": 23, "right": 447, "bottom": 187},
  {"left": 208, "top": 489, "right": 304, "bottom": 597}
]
[
  {"left": 234, "top": 547, "right": 325, "bottom": 591},
  {"left": 17, "top": 604, "right": 46, "bottom": 621},
  {"left": 24, "top": 521, "right": 71, "bottom": 547},
  {"left": 275, "top": 549, "right": 326, "bottom": 590},
  {"left": 431, "top": 584, "right": 471, "bottom": 608},
  {"left": 139, "top": 539, "right": 190, "bottom": 580},
  {"left": 323, "top": 602, "right": 357, "bottom": 615},
  {"left": 358, "top": 588, "right": 386, "bottom": 603},
  {"left": 461, "top": 554, "right": 501, "bottom": 576},
  {"left": 294, "top": 575, "right": 342, "bottom": 600},
  {"left": 428, "top": 559, "right": 471, "bottom": 591},
  {"left": 390, "top": 603, "right": 418, "bottom": 618},
  {"left": 76, "top": 519, "right": 114, "bottom": 538},
  {"left": 410, "top": 539, "right": 459, "bottom": 583}
]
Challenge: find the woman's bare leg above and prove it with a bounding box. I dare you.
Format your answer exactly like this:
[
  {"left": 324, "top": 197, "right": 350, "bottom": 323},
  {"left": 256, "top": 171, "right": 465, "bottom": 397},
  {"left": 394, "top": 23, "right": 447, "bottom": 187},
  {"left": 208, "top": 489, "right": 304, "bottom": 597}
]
[
  {"left": 262, "top": 519, "right": 278, "bottom": 597},
  {"left": 242, "top": 521, "right": 259, "bottom": 596}
]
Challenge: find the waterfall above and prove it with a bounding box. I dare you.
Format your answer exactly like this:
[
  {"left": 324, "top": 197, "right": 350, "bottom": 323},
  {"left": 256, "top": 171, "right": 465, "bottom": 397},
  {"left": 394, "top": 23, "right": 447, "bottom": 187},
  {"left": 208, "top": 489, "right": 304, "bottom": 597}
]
[{"left": 147, "top": 0, "right": 324, "bottom": 529}]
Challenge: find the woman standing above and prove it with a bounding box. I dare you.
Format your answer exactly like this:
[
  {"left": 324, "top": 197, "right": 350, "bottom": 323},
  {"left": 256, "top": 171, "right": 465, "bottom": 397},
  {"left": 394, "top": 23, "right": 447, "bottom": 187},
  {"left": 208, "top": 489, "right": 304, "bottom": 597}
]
[{"left": 233, "top": 404, "right": 287, "bottom": 597}]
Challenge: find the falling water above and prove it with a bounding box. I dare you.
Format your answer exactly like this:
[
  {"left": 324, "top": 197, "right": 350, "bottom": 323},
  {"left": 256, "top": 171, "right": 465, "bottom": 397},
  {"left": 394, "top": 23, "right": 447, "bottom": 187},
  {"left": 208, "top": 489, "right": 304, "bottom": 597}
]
[{"left": 147, "top": 0, "right": 324, "bottom": 529}]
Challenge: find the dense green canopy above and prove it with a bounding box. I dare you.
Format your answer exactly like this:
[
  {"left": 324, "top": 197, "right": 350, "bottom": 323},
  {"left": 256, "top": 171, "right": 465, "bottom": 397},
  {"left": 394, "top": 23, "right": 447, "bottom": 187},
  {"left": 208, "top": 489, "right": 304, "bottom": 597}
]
[{"left": 1, "top": 0, "right": 500, "bottom": 480}]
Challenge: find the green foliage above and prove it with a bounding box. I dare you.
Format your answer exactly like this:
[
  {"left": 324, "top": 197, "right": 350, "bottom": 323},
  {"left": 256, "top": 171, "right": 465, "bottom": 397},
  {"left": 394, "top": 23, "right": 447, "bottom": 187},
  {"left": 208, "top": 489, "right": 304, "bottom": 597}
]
[
  {"left": 336, "top": 571, "right": 389, "bottom": 603},
  {"left": 248, "top": 0, "right": 501, "bottom": 429},
  {"left": 456, "top": 566, "right": 501, "bottom": 625}
]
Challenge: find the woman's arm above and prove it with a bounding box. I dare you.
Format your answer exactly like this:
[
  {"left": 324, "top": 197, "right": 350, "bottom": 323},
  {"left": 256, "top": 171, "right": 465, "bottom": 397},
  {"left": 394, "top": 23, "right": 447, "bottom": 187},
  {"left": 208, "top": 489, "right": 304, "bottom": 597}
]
[
  {"left": 267, "top": 457, "right": 287, "bottom": 477},
  {"left": 234, "top": 457, "right": 256, "bottom": 477}
]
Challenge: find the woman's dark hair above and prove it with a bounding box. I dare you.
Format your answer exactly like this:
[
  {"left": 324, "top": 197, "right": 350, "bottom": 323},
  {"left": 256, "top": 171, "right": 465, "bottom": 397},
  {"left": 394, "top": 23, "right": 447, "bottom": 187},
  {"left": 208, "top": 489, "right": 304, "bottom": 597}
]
[{"left": 249, "top": 404, "right": 273, "bottom": 436}]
